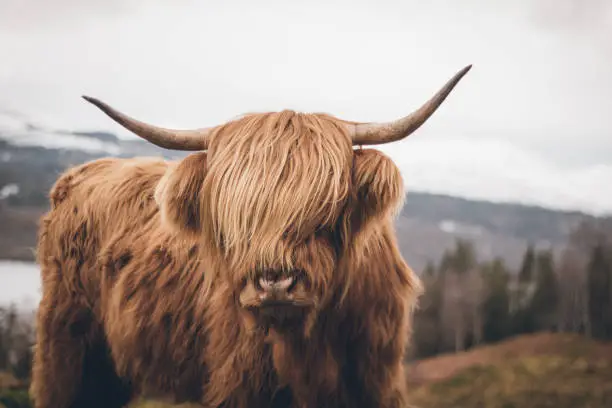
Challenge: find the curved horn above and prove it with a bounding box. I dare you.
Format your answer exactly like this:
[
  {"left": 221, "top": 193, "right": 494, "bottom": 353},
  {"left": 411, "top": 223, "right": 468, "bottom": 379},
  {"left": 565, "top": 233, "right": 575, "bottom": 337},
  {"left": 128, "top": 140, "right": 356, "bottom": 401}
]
[
  {"left": 348, "top": 64, "right": 472, "bottom": 145},
  {"left": 82, "top": 96, "right": 212, "bottom": 151}
]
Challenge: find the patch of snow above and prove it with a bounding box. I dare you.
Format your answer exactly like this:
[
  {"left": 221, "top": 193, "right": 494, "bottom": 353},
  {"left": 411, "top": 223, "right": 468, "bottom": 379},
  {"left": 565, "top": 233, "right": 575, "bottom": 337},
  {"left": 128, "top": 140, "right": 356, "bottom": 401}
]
[
  {"left": 0, "top": 183, "right": 19, "bottom": 200},
  {"left": 0, "top": 110, "right": 121, "bottom": 155},
  {"left": 439, "top": 220, "right": 458, "bottom": 233},
  {"left": 6, "top": 131, "right": 122, "bottom": 155},
  {"left": 438, "top": 219, "right": 485, "bottom": 236}
]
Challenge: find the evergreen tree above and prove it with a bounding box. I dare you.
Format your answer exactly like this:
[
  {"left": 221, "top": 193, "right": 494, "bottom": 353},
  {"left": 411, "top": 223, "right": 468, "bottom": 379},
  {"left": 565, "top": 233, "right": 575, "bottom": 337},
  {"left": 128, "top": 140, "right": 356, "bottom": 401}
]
[
  {"left": 511, "top": 245, "right": 538, "bottom": 334},
  {"left": 411, "top": 271, "right": 444, "bottom": 358},
  {"left": 529, "top": 250, "right": 559, "bottom": 331},
  {"left": 518, "top": 244, "right": 536, "bottom": 283},
  {"left": 452, "top": 239, "right": 477, "bottom": 274},
  {"left": 587, "top": 244, "right": 612, "bottom": 340},
  {"left": 481, "top": 258, "right": 511, "bottom": 343},
  {"left": 422, "top": 261, "right": 437, "bottom": 278}
]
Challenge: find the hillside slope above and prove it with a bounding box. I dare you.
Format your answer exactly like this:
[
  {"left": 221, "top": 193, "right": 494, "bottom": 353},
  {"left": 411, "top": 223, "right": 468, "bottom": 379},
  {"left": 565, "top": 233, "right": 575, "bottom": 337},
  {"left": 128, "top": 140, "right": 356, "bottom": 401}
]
[{"left": 406, "top": 333, "right": 612, "bottom": 408}]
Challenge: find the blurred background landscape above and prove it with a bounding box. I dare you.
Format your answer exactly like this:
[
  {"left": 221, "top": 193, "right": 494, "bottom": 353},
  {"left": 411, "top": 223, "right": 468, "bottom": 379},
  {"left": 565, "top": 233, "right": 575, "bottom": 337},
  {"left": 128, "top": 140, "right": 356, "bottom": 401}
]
[{"left": 1, "top": 0, "right": 612, "bottom": 407}]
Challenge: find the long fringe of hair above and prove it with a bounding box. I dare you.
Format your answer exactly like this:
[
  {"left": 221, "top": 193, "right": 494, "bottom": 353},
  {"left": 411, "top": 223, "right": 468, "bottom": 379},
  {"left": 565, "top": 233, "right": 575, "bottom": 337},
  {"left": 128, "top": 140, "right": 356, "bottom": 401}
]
[{"left": 200, "top": 110, "right": 354, "bottom": 273}]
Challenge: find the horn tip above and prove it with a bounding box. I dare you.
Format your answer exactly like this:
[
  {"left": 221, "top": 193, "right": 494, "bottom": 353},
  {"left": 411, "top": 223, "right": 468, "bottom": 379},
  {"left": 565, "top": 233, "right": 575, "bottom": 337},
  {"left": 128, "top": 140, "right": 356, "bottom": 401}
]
[
  {"left": 81, "top": 95, "right": 98, "bottom": 104},
  {"left": 81, "top": 95, "right": 109, "bottom": 112},
  {"left": 460, "top": 64, "right": 473, "bottom": 75}
]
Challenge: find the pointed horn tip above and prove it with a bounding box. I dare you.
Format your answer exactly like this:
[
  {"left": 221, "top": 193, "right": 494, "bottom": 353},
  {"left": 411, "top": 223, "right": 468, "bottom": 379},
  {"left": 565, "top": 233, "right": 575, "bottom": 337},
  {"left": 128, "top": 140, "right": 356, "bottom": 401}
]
[
  {"left": 81, "top": 96, "right": 116, "bottom": 117},
  {"left": 458, "top": 64, "right": 473, "bottom": 77},
  {"left": 81, "top": 95, "right": 105, "bottom": 109}
]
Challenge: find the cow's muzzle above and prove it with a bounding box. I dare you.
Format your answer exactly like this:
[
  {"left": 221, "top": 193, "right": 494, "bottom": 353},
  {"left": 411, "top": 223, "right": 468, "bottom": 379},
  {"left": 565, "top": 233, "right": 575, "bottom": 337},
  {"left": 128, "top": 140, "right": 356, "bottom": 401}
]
[{"left": 239, "top": 269, "right": 314, "bottom": 324}]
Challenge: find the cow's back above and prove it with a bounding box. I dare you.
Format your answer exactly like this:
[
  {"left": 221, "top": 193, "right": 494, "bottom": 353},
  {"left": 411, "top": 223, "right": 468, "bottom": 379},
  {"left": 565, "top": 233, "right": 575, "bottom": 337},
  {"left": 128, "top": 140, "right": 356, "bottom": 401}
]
[
  {"left": 37, "top": 157, "right": 169, "bottom": 311},
  {"left": 45, "top": 156, "right": 168, "bottom": 236}
]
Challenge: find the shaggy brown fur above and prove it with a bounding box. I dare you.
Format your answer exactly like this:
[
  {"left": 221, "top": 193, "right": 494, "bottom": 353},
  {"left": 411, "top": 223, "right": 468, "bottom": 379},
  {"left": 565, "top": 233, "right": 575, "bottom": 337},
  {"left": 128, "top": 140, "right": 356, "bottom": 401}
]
[{"left": 30, "top": 110, "right": 422, "bottom": 408}]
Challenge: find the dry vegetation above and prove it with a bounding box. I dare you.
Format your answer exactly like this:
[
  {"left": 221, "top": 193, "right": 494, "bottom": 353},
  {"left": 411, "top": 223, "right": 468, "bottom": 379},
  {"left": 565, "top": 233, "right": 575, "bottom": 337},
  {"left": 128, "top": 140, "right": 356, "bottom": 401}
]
[
  {"left": 406, "top": 332, "right": 612, "bottom": 385},
  {"left": 407, "top": 333, "right": 612, "bottom": 408}
]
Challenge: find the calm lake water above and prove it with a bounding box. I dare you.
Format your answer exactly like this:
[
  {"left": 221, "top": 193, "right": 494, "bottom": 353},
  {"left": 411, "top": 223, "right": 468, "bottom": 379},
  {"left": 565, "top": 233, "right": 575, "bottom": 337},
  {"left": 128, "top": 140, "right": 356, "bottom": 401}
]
[{"left": 0, "top": 260, "right": 41, "bottom": 310}]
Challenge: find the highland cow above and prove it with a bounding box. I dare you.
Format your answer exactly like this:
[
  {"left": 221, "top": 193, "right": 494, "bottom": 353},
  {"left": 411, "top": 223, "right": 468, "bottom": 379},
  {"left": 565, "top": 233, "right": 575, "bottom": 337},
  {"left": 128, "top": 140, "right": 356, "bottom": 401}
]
[{"left": 30, "top": 65, "right": 471, "bottom": 408}]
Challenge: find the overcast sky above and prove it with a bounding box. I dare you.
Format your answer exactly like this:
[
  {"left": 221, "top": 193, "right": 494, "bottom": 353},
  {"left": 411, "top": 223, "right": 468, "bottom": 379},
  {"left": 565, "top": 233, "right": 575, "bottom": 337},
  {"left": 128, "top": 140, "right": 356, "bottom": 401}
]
[{"left": 1, "top": 0, "right": 611, "bottom": 215}]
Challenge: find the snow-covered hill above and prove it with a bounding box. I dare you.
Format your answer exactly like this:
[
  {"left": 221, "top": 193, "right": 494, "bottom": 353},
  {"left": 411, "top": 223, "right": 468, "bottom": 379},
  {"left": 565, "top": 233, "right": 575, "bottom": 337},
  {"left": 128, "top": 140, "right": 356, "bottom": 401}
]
[{"left": 0, "top": 108, "right": 123, "bottom": 155}]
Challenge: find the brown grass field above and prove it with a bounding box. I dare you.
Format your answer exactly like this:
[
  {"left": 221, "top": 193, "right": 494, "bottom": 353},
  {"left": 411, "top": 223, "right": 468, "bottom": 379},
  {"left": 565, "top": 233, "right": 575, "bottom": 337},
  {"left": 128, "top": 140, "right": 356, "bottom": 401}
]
[{"left": 405, "top": 332, "right": 612, "bottom": 408}]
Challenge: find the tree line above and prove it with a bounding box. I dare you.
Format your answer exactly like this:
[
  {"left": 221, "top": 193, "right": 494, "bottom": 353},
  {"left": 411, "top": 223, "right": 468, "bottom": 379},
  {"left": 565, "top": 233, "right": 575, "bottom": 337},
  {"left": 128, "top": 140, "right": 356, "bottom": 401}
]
[
  {"left": 409, "top": 217, "right": 612, "bottom": 359},
  {"left": 0, "top": 306, "right": 33, "bottom": 385}
]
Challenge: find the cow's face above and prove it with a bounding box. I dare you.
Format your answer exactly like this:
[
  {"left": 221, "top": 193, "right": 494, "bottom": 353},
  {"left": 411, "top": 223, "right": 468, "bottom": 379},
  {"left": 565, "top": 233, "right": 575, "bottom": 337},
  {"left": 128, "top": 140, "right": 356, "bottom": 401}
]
[
  {"left": 154, "top": 111, "right": 406, "bottom": 329},
  {"left": 203, "top": 112, "right": 351, "bottom": 327},
  {"left": 82, "top": 65, "right": 471, "bottom": 330}
]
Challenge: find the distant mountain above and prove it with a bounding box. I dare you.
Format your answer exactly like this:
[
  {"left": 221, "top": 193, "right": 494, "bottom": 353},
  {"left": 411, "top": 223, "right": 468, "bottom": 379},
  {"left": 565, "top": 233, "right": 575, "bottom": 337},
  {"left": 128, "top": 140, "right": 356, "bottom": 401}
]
[
  {"left": 397, "top": 193, "right": 596, "bottom": 271},
  {"left": 70, "top": 130, "right": 121, "bottom": 143},
  {"left": 0, "top": 109, "right": 603, "bottom": 271}
]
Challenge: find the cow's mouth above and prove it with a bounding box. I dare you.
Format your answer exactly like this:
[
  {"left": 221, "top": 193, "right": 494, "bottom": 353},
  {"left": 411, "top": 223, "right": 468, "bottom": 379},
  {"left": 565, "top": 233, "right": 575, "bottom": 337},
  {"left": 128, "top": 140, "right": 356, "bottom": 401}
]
[{"left": 239, "top": 270, "right": 314, "bottom": 325}]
